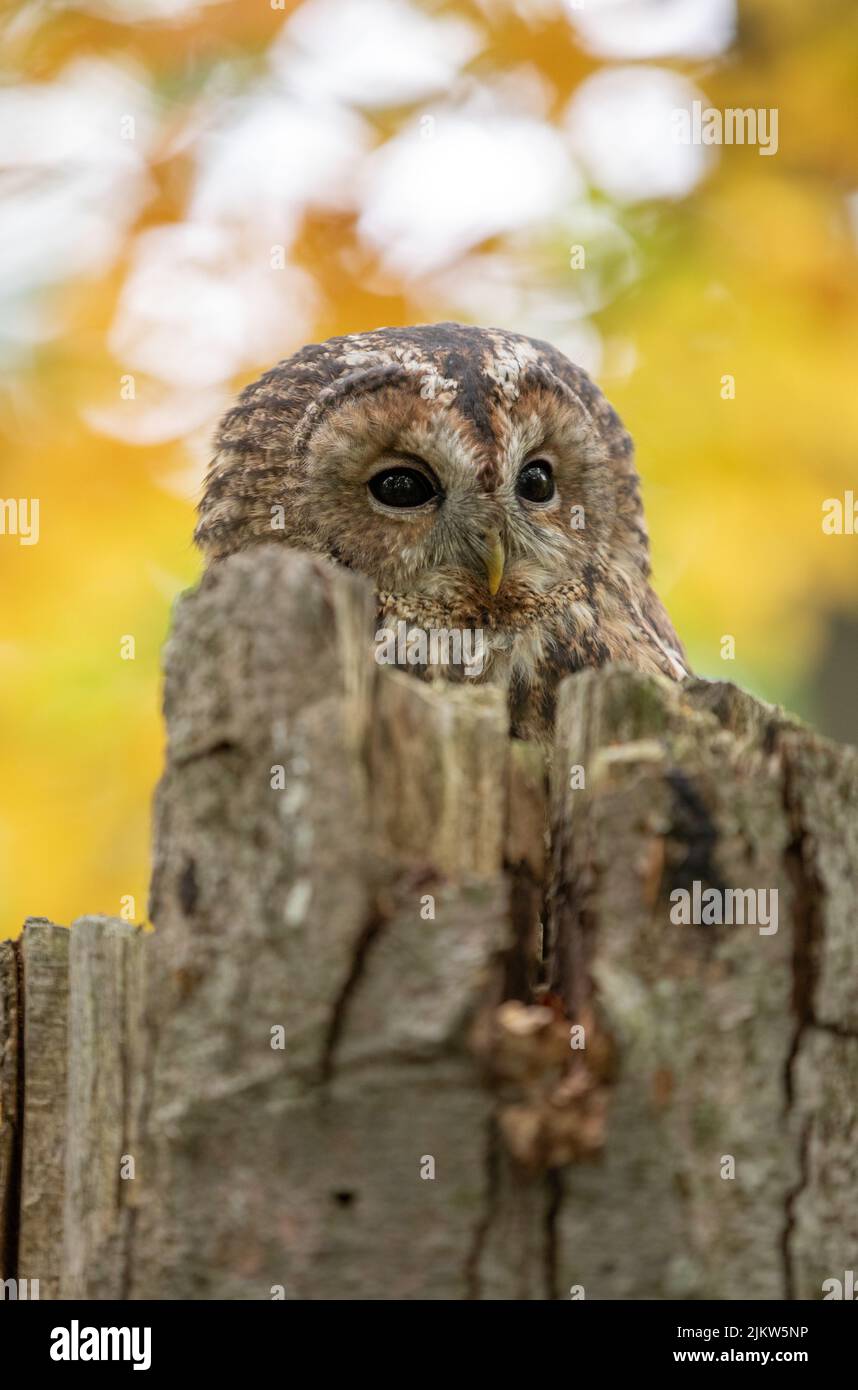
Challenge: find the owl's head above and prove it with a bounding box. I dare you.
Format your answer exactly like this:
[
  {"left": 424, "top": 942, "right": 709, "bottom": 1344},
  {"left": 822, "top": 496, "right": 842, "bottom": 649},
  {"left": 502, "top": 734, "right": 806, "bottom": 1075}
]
[{"left": 195, "top": 323, "right": 652, "bottom": 629}]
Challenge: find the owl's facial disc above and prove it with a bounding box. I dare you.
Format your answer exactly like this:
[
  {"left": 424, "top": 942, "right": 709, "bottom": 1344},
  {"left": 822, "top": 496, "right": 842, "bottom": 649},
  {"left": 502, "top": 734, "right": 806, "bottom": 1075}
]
[{"left": 294, "top": 372, "right": 613, "bottom": 622}]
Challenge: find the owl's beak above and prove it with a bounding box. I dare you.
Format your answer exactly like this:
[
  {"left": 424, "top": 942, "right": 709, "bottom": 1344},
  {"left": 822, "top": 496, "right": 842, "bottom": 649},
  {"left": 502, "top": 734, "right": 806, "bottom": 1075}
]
[{"left": 483, "top": 531, "right": 505, "bottom": 596}]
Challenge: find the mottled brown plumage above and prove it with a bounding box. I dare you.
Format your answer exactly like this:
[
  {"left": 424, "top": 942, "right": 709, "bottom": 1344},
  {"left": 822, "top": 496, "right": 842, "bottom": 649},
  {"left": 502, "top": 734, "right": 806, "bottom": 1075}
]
[{"left": 196, "top": 323, "right": 687, "bottom": 742}]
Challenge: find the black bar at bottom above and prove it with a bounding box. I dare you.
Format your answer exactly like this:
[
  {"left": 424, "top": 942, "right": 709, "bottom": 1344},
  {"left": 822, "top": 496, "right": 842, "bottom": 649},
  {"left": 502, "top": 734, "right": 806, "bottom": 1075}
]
[{"left": 1, "top": 1296, "right": 850, "bottom": 1374}]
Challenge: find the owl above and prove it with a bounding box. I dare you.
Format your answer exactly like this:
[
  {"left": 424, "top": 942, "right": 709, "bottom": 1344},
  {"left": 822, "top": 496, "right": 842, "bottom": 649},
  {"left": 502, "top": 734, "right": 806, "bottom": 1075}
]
[{"left": 195, "top": 323, "right": 688, "bottom": 744}]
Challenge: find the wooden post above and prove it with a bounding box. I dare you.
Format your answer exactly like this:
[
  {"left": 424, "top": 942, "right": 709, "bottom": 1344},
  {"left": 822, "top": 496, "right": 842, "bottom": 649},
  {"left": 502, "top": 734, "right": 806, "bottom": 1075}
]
[
  {"left": 131, "top": 548, "right": 548, "bottom": 1299},
  {"left": 0, "top": 940, "right": 20, "bottom": 1283},
  {"left": 62, "top": 917, "right": 145, "bottom": 1299},
  {"left": 17, "top": 920, "right": 69, "bottom": 1299},
  {"left": 1, "top": 546, "right": 856, "bottom": 1300}
]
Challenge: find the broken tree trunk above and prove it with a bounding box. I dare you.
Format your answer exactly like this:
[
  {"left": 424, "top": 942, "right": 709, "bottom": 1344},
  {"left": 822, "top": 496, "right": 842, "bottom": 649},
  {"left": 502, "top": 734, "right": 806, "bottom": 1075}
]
[{"left": 1, "top": 545, "right": 856, "bottom": 1300}]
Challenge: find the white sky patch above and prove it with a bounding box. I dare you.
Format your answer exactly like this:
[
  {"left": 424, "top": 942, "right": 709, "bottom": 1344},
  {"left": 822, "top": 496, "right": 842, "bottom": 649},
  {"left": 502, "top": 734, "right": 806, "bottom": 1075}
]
[
  {"left": 82, "top": 381, "right": 227, "bottom": 448},
  {"left": 275, "top": 0, "right": 481, "bottom": 109},
  {"left": 554, "top": 202, "right": 641, "bottom": 312},
  {"left": 359, "top": 107, "right": 581, "bottom": 274},
  {"left": 189, "top": 92, "right": 369, "bottom": 239},
  {"left": 106, "top": 222, "right": 316, "bottom": 391},
  {"left": 488, "top": 64, "right": 555, "bottom": 122},
  {"left": 563, "top": 0, "right": 735, "bottom": 60},
  {"left": 430, "top": 253, "right": 540, "bottom": 328},
  {"left": 565, "top": 67, "right": 715, "bottom": 204},
  {"left": 0, "top": 58, "right": 154, "bottom": 344}
]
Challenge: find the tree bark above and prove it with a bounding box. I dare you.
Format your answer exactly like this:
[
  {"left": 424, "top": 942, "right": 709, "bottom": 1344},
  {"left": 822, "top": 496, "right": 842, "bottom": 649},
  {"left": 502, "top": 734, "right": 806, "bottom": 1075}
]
[
  {"left": 1, "top": 546, "right": 856, "bottom": 1301},
  {"left": 17, "top": 920, "right": 69, "bottom": 1299},
  {"left": 62, "top": 916, "right": 145, "bottom": 1299},
  {"left": 0, "top": 940, "right": 20, "bottom": 1282}
]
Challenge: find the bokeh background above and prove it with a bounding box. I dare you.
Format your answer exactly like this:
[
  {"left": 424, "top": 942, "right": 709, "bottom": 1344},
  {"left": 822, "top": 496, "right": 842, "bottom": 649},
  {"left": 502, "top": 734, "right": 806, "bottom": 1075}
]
[{"left": 2, "top": 0, "right": 857, "bottom": 936}]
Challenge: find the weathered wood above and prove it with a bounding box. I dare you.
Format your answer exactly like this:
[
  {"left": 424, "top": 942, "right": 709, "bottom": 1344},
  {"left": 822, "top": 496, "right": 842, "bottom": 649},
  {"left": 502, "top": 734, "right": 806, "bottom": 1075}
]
[
  {"left": 17, "top": 919, "right": 69, "bottom": 1298},
  {"left": 503, "top": 740, "right": 547, "bottom": 1002},
  {"left": 5, "top": 547, "right": 857, "bottom": 1302},
  {"left": 129, "top": 551, "right": 858, "bottom": 1301},
  {"left": 546, "top": 671, "right": 858, "bottom": 1300},
  {"left": 61, "top": 916, "right": 145, "bottom": 1299},
  {"left": 778, "top": 731, "right": 858, "bottom": 1299},
  {"left": 0, "top": 941, "right": 19, "bottom": 1281},
  {"left": 131, "top": 547, "right": 550, "bottom": 1299}
]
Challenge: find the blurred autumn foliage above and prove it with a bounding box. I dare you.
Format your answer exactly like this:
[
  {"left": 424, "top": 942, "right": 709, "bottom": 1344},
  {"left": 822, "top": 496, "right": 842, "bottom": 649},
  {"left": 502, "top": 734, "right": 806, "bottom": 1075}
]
[{"left": 1, "top": 0, "right": 857, "bottom": 934}]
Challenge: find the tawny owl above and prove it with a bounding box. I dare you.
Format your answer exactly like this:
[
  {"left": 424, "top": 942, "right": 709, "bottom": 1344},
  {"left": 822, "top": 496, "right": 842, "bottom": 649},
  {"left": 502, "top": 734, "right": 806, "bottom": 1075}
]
[{"left": 195, "top": 323, "right": 687, "bottom": 743}]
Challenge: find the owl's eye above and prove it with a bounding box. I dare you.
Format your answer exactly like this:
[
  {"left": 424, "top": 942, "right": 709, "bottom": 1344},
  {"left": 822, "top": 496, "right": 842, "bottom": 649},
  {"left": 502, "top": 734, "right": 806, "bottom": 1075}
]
[
  {"left": 368, "top": 467, "right": 437, "bottom": 509},
  {"left": 517, "top": 459, "right": 555, "bottom": 503}
]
